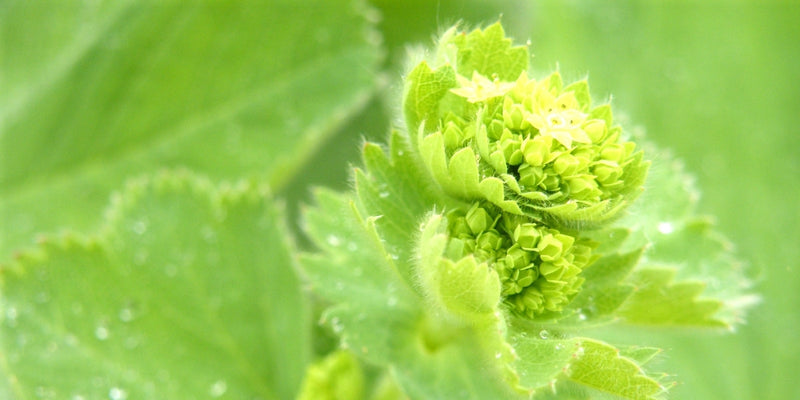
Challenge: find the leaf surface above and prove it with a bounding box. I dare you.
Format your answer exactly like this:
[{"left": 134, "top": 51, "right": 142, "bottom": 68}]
[
  {"left": 302, "top": 185, "right": 521, "bottom": 400},
  {"left": 0, "top": 171, "right": 310, "bottom": 399},
  {"left": 0, "top": 0, "right": 381, "bottom": 259}
]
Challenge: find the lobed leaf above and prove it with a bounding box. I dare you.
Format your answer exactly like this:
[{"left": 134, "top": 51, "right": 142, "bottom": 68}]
[
  {"left": 0, "top": 0, "right": 382, "bottom": 260},
  {"left": 0, "top": 170, "right": 310, "bottom": 399},
  {"left": 301, "top": 188, "right": 521, "bottom": 399}
]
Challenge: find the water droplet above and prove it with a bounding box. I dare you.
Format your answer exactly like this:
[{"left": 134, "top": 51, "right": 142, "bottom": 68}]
[
  {"left": 95, "top": 325, "right": 109, "bottom": 341},
  {"left": 201, "top": 226, "right": 217, "bottom": 244},
  {"left": 35, "top": 291, "right": 50, "bottom": 304},
  {"left": 46, "top": 341, "right": 58, "bottom": 353},
  {"left": 555, "top": 343, "right": 563, "bottom": 350},
  {"left": 539, "top": 329, "right": 549, "bottom": 340},
  {"left": 326, "top": 235, "right": 341, "bottom": 247},
  {"left": 390, "top": 253, "right": 400, "bottom": 260},
  {"left": 397, "top": 150, "right": 405, "bottom": 156},
  {"left": 109, "top": 387, "right": 128, "bottom": 400},
  {"left": 35, "top": 386, "right": 55, "bottom": 399},
  {"left": 495, "top": 352, "right": 503, "bottom": 359},
  {"left": 209, "top": 380, "right": 227, "bottom": 397},
  {"left": 164, "top": 264, "right": 178, "bottom": 277},
  {"left": 5, "top": 306, "right": 18, "bottom": 327},
  {"left": 65, "top": 334, "right": 79, "bottom": 347},
  {"left": 387, "top": 296, "right": 398, "bottom": 307},
  {"left": 131, "top": 221, "right": 147, "bottom": 235},
  {"left": 124, "top": 336, "right": 140, "bottom": 350},
  {"left": 118, "top": 308, "right": 134, "bottom": 323},
  {"left": 657, "top": 221, "right": 674, "bottom": 234},
  {"left": 331, "top": 317, "right": 343, "bottom": 333},
  {"left": 379, "top": 191, "right": 390, "bottom": 198},
  {"left": 133, "top": 250, "right": 149, "bottom": 265}
]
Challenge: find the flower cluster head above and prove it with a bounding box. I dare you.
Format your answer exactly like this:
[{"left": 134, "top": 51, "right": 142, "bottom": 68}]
[
  {"left": 405, "top": 23, "right": 648, "bottom": 319},
  {"left": 444, "top": 202, "right": 594, "bottom": 318}
]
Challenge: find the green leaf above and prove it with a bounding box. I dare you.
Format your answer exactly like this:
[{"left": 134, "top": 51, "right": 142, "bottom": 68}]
[
  {"left": 0, "top": 171, "right": 310, "bottom": 399},
  {"left": 612, "top": 154, "right": 756, "bottom": 328},
  {"left": 0, "top": 0, "right": 381, "bottom": 260},
  {"left": 301, "top": 189, "right": 522, "bottom": 400},
  {"left": 617, "top": 267, "right": 725, "bottom": 328},
  {"left": 452, "top": 22, "right": 529, "bottom": 81},
  {"left": 510, "top": 328, "right": 665, "bottom": 399},
  {"left": 403, "top": 62, "right": 458, "bottom": 136}
]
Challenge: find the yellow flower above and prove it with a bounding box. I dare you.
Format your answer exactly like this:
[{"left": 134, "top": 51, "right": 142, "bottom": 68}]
[{"left": 450, "top": 71, "right": 516, "bottom": 103}]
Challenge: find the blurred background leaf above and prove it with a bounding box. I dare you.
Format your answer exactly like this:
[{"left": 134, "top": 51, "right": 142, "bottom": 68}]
[
  {"left": 0, "top": 0, "right": 381, "bottom": 260},
  {"left": 291, "top": 0, "right": 799, "bottom": 398},
  {"left": 2, "top": 0, "right": 797, "bottom": 398}
]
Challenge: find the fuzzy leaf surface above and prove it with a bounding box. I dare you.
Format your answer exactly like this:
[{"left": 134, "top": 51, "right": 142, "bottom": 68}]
[
  {"left": 301, "top": 187, "right": 520, "bottom": 400},
  {"left": 0, "top": 171, "right": 310, "bottom": 399},
  {"left": 0, "top": 0, "right": 381, "bottom": 260}
]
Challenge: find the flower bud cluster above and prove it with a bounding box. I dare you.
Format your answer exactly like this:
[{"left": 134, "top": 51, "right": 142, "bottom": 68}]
[
  {"left": 435, "top": 71, "right": 645, "bottom": 225},
  {"left": 444, "top": 202, "right": 593, "bottom": 317}
]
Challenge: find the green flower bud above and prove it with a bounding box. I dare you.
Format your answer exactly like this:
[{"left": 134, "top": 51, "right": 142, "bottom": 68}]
[
  {"left": 592, "top": 160, "right": 623, "bottom": 185},
  {"left": 521, "top": 135, "right": 553, "bottom": 167},
  {"left": 465, "top": 203, "right": 495, "bottom": 235},
  {"left": 513, "top": 223, "right": 541, "bottom": 251},
  {"left": 553, "top": 153, "right": 581, "bottom": 176},
  {"left": 297, "top": 350, "right": 364, "bottom": 400},
  {"left": 582, "top": 118, "right": 607, "bottom": 142}
]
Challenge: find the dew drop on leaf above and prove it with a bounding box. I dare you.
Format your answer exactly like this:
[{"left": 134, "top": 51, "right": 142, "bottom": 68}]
[
  {"left": 331, "top": 317, "right": 344, "bottom": 333},
  {"left": 495, "top": 352, "right": 503, "bottom": 359},
  {"left": 327, "top": 235, "right": 341, "bottom": 247},
  {"left": 133, "top": 250, "right": 149, "bottom": 265},
  {"left": 94, "top": 325, "right": 109, "bottom": 341},
  {"left": 164, "top": 264, "right": 178, "bottom": 277},
  {"left": 4, "top": 306, "right": 17, "bottom": 327},
  {"left": 657, "top": 221, "right": 674, "bottom": 234},
  {"left": 131, "top": 221, "right": 147, "bottom": 235},
  {"left": 209, "top": 380, "right": 227, "bottom": 397},
  {"left": 118, "top": 308, "right": 134, "bottom": 323},
  {"left": 539, "top": 329, "right": 549, "bottom": 340},
  {"left": 379, "top": 191, "right": 390, "bottom": 198},
  {"left": 109, "top": 387, "right": 128, "bottom": 400},
  {"left": 65, "top": 334, "right": 78, "bottom": 347}
]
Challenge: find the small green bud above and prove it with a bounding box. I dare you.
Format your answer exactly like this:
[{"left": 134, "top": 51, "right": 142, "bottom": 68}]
[
  {"left": 582, "top": 118, "right": 607, "bottom": 142},
  {"left": 553, "top": 153, "right": 581, "bottom": 176},
  {"left": 443, "top": 122, "right": 464, "bottom": 150},
  {"left": 521, "top": 135, "right": 552, "bottom": 166},
  {"left": 297, "top": 350, "right": 364, "bottom": 400},
  {"left": 566, "top": 175, "right": 601, "bottom": 200},
  {"left": 513, "top": 223, "right": 541, "bottom": 251},
  {"left": 537, "top": 234, "right": 564, "bottom": 262},
  {"left": 504, "top": 244, "right": 532, "bottom": 270},
  {"left": 503, "top": 96, "right": 529, "bottom": 130},
  {"left": 592, "top": 160, "right": 622, "bottom": 185},
  {"left": 465, "top": 203, "right": 495, "bottom": 235}
]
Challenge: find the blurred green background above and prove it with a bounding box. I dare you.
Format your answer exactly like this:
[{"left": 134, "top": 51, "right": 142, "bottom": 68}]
[
  {"left": 3, "top": 0, "right": 797, "bottom": 398},
  {"left": 290, "top": 1, "right": 800, "bottom": 398}
]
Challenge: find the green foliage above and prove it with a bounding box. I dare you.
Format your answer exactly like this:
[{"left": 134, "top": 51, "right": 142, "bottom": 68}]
[
  {"left": 0, "top": 1, "right": 783, "bottom": 399},
  {"left": 300, "top": 22, "right": 753, "bottom": 399},
  {"left": 0, "top": 0, "right": 380, "bottom": 260},
  {"left": 0, "top": 171, "right": 310, "bottom": 399}
]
